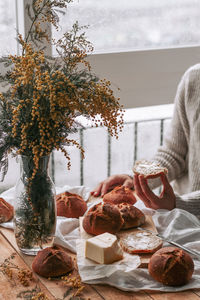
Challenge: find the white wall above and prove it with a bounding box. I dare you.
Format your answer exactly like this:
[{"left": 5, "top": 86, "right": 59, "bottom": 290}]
[{"left": 88, "top": 46, "right": 200, "bottom": 108}]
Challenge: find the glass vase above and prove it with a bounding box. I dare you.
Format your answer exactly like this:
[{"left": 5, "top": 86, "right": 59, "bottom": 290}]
[{"left": 14, "top": 155, "right": 56, "bottom": 255}]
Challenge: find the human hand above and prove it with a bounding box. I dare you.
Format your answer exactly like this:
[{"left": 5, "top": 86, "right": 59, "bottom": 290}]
[
  {"left": 91, "top": 174, "right": 134, "bottom": 197},
  {"left": 134, "top": 173, "right": 176, "bottom": 210}
]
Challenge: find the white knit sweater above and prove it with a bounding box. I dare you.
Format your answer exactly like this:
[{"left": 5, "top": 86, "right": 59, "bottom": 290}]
[{"left": 153, "top": 64, "right": 200, "bottom": 218}]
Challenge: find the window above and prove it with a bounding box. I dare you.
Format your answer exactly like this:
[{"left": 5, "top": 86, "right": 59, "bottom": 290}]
[
  {"left": 1, "top": 0, "right": 200, "bottom": 110},
  {"left": 0, "top": 0, "right": 17, "bottom": 56},
  {"left": 52, "top": 0, "right": 200, "bottom": 54},
  {"left": 0, "top": 1, "right": 200, "bottom": 190}
]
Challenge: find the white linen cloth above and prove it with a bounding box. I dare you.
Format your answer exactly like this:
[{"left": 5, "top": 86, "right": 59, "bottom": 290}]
[
  {"left": 1, "top": 186, "right": 200, "bottom": 292},
  {"left": 0, "top": 185, "right": 91, "bottom": 253}
]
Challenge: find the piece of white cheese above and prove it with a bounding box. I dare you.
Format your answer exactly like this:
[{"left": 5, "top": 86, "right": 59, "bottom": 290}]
[{"left": 85, "top": 232, "right": 123, "bottom": 264}]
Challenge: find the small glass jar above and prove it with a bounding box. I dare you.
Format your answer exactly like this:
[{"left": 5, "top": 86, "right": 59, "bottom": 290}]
[{"left": 14, "top": 155, "right": 56, "bottom": 255}]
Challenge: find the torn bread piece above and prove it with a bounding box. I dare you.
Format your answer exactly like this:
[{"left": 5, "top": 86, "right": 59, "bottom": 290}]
[
  {"left": 133, "top": 160, "right": 168, "bottom": 179},
  {"left": 120, "top": 231, "right": 163, "bottom": 254}
]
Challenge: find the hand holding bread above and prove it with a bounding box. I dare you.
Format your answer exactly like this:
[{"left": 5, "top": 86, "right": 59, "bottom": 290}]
[
  {"left": 134, "top": 172, "right": 176, "bottom": 210},
  {"left": 133, "top": 160, "right": 176, "bottom": 210},
  {"left": 91, "top": 159, "right": 176, "bottom": 211}
]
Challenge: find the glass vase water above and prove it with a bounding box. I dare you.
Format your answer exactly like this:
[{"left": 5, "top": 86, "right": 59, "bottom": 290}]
[{"left": 14, "top": 155, "right": 56, "bottom": 255}]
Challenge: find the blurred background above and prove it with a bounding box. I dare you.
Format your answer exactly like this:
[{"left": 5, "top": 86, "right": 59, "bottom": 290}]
[{"left": 0, "top": 0, "right": 199, "bottom": 192}]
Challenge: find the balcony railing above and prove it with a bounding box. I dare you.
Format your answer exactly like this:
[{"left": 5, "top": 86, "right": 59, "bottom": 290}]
[{"left": 0, "top": 104, "right": 173, "bottom": 193}]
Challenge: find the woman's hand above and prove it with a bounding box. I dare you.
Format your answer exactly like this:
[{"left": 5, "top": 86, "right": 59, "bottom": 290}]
[
  {"left": 134, "top": 173, "right": 176, "bottom": 210},
  {"left": 91, "top": 174, "right": 134, "bottom": 197}
]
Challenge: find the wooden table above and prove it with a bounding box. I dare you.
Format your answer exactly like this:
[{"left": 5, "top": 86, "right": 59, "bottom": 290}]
[{"left": 0, "top": 227, "right": 200, "bottom": 300}]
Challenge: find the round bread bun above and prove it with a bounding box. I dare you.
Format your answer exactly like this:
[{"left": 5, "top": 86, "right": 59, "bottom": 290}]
[
  {"left": 32, "top": 245, "right": 74, "bottom": 278},
  {"left": 56, "top": 191, "right": 87, "bottom": 219},
  {"left": 82, "top": 202, "right": 124, "bottom": 236},
  {"left": 133, "top": 160, "right": 168, "bottom": 179},
  {"left": 103, "top": 185, "right": 136, "bottom": 205},
  {"left": 0, "top": 197, "right": 14, "bottom": 223},
  {"left": 116, "top": 203, "right": 145, "bottom": 229},
  {"left": 148, "top": 247, "right": 194, "bottom": 286},
  {"left": 120, "top": 231, "right": 163, "bottom": 254}
]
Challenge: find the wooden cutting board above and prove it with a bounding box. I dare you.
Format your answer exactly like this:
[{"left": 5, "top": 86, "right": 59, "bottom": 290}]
[
  {"left": 79, "top": 213, "right": 158, "bottom": 268},
  {"left": 83, "top": 194, "right": 159, "bottom": 267}
]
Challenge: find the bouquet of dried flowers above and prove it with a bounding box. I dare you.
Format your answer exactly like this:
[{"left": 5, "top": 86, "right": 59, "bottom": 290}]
[
  {"left": 0, "top": 0, "right": 124, "bottom": 253},
  {"left": 0, "top": 0, "right": 124, "bottom": 181}
]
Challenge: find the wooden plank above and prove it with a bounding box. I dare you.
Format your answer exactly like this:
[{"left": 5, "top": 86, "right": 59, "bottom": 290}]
[
  {"left": 195, "top": 291, "right": 200, "bottom": 297},
  {"left": 147, "top": 291, "right": 200, "bottom": 300},
  {"left": 1, "top": 227, "right": 200, "bottom": 300},
  {"left": 92, "top": 285, "right": 152, "bottom": 300},
  {"left": 0, "top": 227, "right": 103, "bottom": 300}
]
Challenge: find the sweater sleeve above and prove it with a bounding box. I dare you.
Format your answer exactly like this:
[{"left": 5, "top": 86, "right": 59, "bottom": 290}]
[
  {"left": 175, "top": 191, "right": 200, "bottom": 219},
  {"left": 152, "top": 70, "right": 190, "bottom": 184}
]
